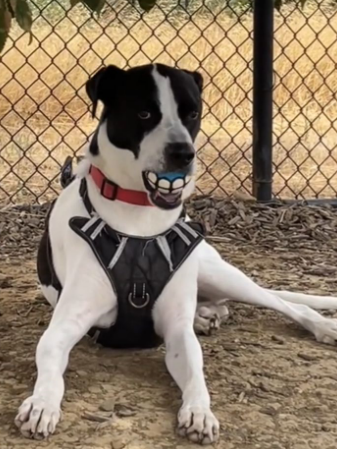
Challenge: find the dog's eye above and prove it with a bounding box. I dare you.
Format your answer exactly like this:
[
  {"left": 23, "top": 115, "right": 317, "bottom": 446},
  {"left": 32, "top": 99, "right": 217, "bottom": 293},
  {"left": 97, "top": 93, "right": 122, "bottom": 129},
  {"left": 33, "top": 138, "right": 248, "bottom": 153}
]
[
  {"left": 138, "top": 111, "right": 151, "bottom": 120},
  {"left": 188, "top": 111, "right": 199, "bottom": 120}
]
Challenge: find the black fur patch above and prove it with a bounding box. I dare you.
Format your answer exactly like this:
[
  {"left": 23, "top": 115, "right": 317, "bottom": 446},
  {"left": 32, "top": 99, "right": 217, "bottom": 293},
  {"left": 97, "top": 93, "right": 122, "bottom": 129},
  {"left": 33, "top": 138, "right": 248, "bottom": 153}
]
[{"left": 36, "top": 201, "right": 62, "bottom": 294}]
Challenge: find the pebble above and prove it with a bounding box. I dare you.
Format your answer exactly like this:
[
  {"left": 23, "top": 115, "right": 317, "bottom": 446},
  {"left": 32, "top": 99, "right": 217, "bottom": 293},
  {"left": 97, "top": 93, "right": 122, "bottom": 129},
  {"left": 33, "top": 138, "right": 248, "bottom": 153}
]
[
  {"left": 100, "top": 399, "right": 116, "bottom": 412},
  {"left": 111, "top": 437, "right": 131, "bottom": 449},
  {"left": 258, "top": 381, "right": 270, "bottom": 392},
  {"left": 95, "top": 372, "right": 111, "bottom": 382},
  {"left": 115, "top": 404, "right": 136, "bottom": 417},
  {"left": 259, "top": 403, "right": 281, "bottom": 416},
  {"left": 59, "top": 433, "right": 80, "bottom": 443},
  {"left": 88, "top": 386, "right": 102, "bottom": 394},
  {"left": 271, "top": 335, "right": 285, "bottom": 344},
  {"left": 297, "top": 351, "right": 318, "bottom": 361}
]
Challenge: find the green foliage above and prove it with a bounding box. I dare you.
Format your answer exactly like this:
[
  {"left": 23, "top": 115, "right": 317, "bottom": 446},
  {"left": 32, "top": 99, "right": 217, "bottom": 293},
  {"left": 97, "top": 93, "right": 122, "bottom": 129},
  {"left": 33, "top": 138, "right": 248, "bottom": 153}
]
[
  {"left": 0, "top": 0, "right": 12, "bottom": 51},
  {"left": 15, "top": 0, "right": 33, "bottom": 44},
  {"left": 229, "top": 0, "right": 252, "bottom": 13},
  {"left": 0, "top": 0, "right": 326, "bottom": 53},
  {"left": 16, "top": 0, "right": 32, "bottom": 30}
]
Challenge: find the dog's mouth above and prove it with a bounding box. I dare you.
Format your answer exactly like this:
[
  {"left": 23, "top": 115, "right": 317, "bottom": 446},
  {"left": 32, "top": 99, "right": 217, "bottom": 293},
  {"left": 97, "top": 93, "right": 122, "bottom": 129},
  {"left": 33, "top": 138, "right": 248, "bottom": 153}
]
[{"left": 142, "top": 171, "right": 192, "bottom": 210}]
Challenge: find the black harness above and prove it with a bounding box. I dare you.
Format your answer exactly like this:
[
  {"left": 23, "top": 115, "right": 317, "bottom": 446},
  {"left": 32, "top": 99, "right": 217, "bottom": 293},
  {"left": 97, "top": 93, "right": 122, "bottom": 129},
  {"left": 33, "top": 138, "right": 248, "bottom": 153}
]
[{"left": 39, "top": 178, "right": 204, "bottom": 349}]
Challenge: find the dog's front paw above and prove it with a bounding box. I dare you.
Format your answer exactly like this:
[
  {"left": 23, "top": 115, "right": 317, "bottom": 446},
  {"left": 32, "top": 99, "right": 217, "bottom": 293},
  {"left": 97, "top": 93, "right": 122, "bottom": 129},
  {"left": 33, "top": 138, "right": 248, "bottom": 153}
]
[
  {"left": 314, "top": 318, "right": 337, "bottom": 345},
  {"left": 177, "top": 404, "right": 220, "bottom": 445},
  {"left": 15, "top": 396, "right": 61, "bottom": 439},
  {"left": 194, "top": 302, "right": 229, "bottom": 336}
]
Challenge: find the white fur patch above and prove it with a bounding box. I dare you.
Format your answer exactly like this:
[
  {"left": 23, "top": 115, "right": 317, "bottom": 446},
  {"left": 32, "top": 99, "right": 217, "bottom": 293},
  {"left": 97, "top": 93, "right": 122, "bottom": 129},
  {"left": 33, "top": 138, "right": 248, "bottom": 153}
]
[
  {"left": 152, "top": 67, "right": 179, "bottom": 126},
  {"left": 152, "top": 66, "right": 192, "bottom": 144},
  {"left": 74, "top": 156, "right": 91, "bottom": 178}
]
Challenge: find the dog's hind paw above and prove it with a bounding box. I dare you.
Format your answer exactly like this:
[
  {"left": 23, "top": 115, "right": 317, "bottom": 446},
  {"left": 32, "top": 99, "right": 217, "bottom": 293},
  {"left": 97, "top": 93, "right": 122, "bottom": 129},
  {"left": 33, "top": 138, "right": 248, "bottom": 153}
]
[
  {"left": 314, "top": 318, "right": 337, "bottom": 345},
  {"left": 15, "top": 396, "right": 61, "bottom": 439},
  {"left": 194, "top": 301, "right": 229, "bottom": 336},
  {"left": 177, "top": 404, "right": 220, "bottom": 445}
]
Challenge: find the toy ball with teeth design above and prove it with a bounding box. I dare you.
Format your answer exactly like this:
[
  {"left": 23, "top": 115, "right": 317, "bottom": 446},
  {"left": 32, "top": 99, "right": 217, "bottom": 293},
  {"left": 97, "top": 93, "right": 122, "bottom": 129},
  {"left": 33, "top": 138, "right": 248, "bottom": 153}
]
[
  {"left": 145, "top": 172, "right": 191, "bottom": 193},
  {"left": 142, "top": 171, "right": 192, "bottom": 209}
]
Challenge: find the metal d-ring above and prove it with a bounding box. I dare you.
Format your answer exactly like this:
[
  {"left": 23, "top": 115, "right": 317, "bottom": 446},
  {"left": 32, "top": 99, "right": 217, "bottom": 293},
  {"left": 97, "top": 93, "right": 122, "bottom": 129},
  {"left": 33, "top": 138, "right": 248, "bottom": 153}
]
[{"left": 128, "top": 292, "right": 150, "bottom": 309}]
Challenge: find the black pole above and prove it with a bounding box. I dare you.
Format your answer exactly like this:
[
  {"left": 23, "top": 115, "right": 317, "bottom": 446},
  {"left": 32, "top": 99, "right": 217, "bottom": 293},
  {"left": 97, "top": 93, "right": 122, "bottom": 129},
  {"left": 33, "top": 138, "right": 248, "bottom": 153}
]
[{"left": 252, "top": 0, "right": 274, "bottom": 201}]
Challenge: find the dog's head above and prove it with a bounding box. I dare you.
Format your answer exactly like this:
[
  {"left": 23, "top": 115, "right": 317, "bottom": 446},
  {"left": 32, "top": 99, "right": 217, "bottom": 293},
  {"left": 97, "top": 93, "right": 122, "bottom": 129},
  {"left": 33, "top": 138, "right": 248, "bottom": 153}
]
[{"left": 86, "top": 63, "right": 203, "bottom": 210}]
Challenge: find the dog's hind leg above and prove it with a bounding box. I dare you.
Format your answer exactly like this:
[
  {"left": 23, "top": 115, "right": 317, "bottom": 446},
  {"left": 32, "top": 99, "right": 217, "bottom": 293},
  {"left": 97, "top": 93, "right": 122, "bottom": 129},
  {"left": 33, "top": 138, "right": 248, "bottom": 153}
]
[
  {"left": 194, "top": 289, "right": 337, "bottom": 336},
  {"left": 194, "top": 286, "right": 337, "bottom": 336},
  {"left": 264, "top": 289, "right": 337, "bottom": 309},
  {"left": 154, "top": 255, "right": 220, "bottom": 445},
  {"left": 197, "top": 241, "right": 337, "bottom": 345}
]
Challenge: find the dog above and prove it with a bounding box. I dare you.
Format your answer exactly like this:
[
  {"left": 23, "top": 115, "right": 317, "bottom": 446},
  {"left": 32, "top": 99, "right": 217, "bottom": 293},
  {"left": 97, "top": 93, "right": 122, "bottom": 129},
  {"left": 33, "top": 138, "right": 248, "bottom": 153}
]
[{"left": 15, "top": 63, "right": 337, "bottom": 444}]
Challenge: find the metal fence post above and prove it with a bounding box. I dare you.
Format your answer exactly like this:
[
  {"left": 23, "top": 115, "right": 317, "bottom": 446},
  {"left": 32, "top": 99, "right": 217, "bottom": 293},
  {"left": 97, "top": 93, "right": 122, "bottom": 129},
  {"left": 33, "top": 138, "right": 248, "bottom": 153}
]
[{"left": 252, "top": 0, "right": 274, "bottom": 201}]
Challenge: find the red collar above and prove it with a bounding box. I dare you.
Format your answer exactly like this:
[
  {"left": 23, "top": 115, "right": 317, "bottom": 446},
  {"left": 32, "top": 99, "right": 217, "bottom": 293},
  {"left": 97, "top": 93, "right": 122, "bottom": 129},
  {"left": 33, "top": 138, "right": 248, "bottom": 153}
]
[{"left": 89, "top": 165, "right": 153, "bottom": 207}]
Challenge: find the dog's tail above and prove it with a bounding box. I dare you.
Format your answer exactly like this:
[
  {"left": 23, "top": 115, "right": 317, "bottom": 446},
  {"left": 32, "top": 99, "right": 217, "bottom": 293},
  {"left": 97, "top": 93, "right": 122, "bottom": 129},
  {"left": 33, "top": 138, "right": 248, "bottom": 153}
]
[{"left": 266, "top": 289, "right": 337, "bottom": 310}]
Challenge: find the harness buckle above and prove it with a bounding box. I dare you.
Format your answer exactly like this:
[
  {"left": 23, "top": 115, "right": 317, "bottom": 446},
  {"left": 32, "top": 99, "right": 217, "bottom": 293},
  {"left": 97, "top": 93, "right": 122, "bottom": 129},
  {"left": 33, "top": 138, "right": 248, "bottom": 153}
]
[{"left": 128, "top": 283, "right": 150, "bottom": 309}]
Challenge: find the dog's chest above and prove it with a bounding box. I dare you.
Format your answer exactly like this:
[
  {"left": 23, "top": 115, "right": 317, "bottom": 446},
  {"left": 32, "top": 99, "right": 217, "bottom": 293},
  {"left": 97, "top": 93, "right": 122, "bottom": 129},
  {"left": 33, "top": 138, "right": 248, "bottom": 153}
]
[
  {"left": 68, "top": 214, "right": 204, "bottom": 349},
  {"left": 37, "top": 179, "right": 204, "bottom": 350}
]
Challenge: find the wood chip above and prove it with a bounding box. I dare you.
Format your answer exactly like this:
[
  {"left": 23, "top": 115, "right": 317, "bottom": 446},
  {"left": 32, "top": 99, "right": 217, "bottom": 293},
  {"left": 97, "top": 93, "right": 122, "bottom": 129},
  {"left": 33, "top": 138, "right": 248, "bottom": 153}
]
[{"left": 82, "top": 411, "right": 115, "bottom": 422}]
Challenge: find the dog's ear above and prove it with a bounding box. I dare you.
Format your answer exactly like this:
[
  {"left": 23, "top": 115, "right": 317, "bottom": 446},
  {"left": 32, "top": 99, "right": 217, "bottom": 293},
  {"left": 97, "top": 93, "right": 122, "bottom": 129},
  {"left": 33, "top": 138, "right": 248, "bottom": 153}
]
[
  {"left": 86, "top": 65, "right": 124, "bottom": 118},
  {"left": 184, "top": 70, "right": 204, "bottom": 93}
]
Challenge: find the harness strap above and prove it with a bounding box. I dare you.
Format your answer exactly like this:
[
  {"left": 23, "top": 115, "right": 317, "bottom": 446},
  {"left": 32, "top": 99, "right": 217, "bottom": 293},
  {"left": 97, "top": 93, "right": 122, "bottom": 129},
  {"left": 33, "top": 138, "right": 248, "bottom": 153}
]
[
  {"left": 90, "top": 220, "right": 106, "bottom": 240},
  {"left": 108, "top": 237, "right": 128, "bottom": 269},
  {"left": 156, "top": 235, "right": 174, "bottom": 272},
  {"left": 81, "top": 215, "right": 99, "bottom": 232},
  {"left": 172, "top": 225, "right": 191, "bottom": 246},
  {"left": 80, "top": 177, "right": 95, "bottom": 216}
]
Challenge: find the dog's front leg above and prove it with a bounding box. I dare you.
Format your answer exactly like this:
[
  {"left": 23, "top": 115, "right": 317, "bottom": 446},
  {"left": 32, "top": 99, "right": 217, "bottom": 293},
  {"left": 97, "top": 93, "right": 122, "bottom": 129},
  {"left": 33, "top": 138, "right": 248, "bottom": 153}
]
[
  {"left": 197, "top": 240, "right": 337, "bottom": 345},
  {"left": 15, "top": 263, "right": 116, "bottom": 439},
  {"left": 153, "top": 255, "right": 219, "bottom": 445}
]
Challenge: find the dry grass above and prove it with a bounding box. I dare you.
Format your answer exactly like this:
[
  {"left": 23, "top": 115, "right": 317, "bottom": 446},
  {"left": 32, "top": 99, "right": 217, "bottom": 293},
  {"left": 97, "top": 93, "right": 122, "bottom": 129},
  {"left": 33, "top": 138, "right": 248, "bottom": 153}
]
[{"left": 1, "top": 0, "right": 337, "bottom": 204}]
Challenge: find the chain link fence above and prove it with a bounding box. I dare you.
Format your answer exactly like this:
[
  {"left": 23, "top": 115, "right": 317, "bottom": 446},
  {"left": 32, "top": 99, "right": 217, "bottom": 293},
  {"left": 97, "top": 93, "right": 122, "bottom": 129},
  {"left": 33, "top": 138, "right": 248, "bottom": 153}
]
[{"left": 0, "top": 0, "right": 337, "bottom": 204}]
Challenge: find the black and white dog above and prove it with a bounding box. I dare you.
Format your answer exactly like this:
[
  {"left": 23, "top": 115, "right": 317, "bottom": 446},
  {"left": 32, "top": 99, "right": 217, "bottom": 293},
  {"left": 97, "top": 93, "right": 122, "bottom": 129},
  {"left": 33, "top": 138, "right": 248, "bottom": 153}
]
[{"left": 15, "top": 64, "right": 337, "bottom": 444}]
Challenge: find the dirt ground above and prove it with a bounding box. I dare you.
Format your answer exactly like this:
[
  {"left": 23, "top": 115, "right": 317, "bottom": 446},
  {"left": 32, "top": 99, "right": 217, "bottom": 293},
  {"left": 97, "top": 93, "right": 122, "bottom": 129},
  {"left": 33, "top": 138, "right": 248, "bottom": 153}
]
[{"left": 1, "top": 198, "right": 337, "bottom": 449}]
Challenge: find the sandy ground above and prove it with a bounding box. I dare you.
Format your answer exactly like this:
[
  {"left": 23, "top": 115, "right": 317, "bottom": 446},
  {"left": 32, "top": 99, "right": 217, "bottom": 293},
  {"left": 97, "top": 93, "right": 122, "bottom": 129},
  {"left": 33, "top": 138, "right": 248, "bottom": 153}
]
[{"left": 1, "top": 201, "right": 337, "bottom": 449}]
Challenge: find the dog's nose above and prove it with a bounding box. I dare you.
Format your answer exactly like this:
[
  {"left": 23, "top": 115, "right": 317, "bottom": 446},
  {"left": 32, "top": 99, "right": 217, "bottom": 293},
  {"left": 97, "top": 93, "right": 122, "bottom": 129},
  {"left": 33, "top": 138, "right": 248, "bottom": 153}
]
[{"left": 165, "top": 142, "right": 195, "bottom": 169}]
